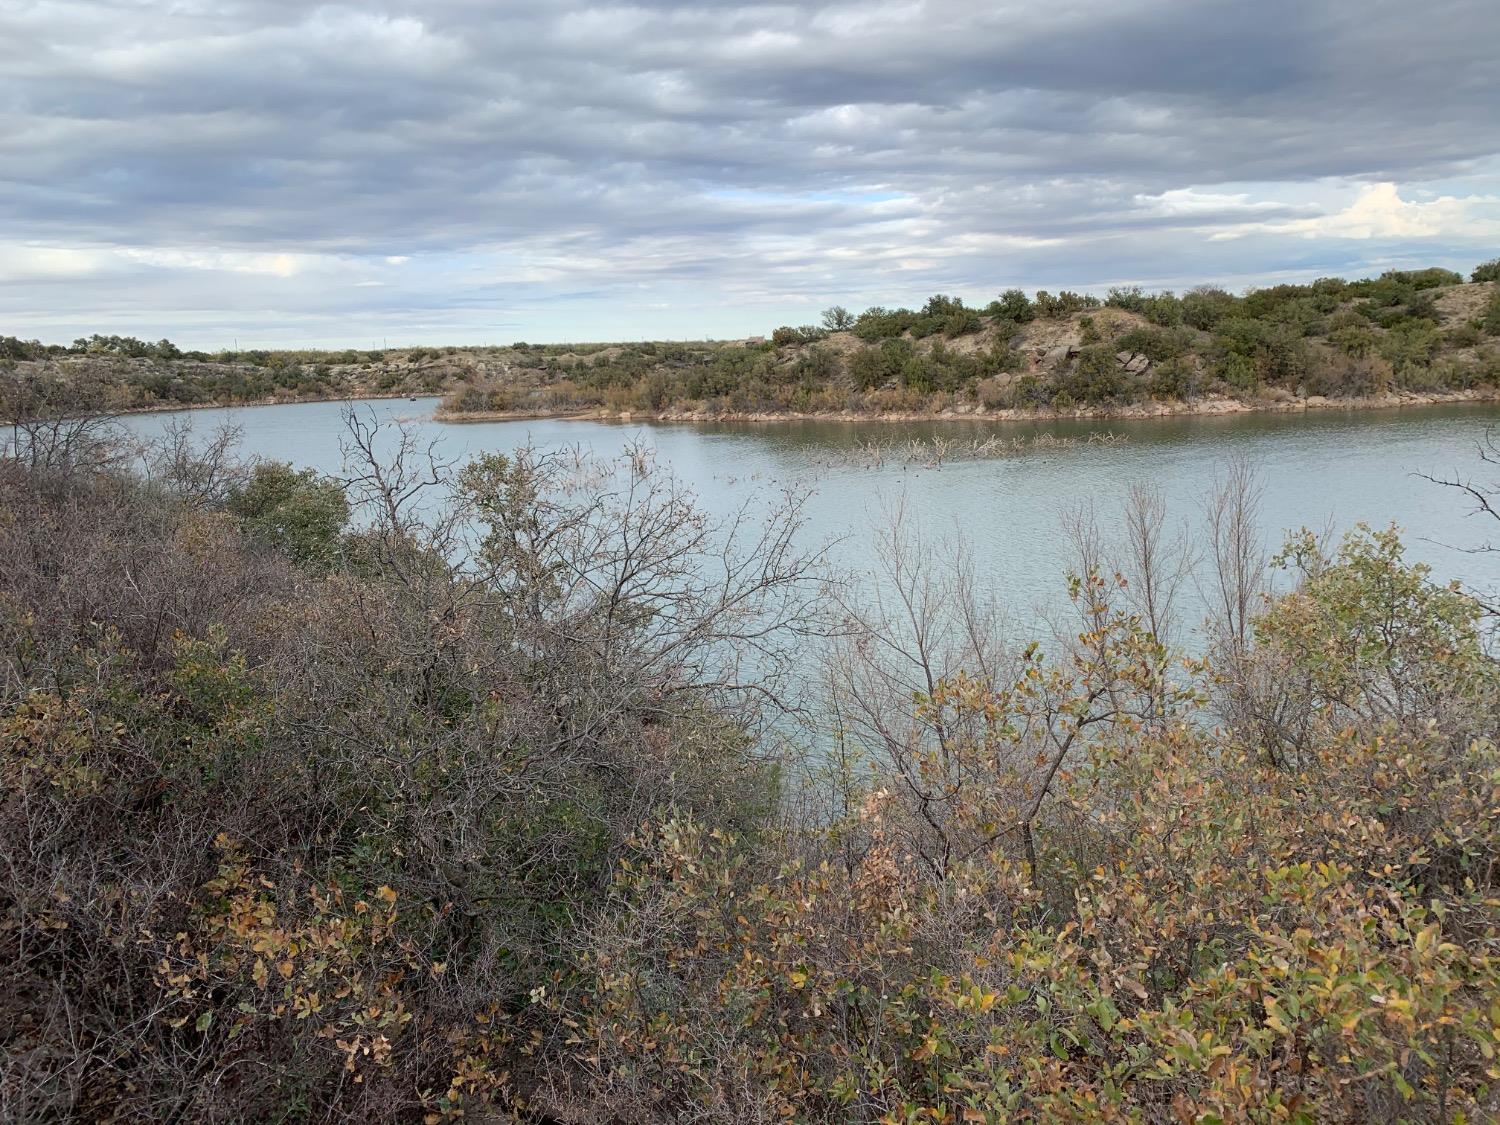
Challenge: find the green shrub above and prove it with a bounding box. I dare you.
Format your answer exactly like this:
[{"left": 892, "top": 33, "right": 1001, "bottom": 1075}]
[
  {"left": 852, "top": 306, "right": 918, "bottom": 341},
  {"left": 1446, "top": 322, "right": 1483, "bottom": 348},
  {"left": 1484, "top": 292, "right": 1500, "bottom": 336},
  {"left": 0, "top": 336, "right": 46, "bottom": 361},
  {"left": 1383, "top": 266, "right": 1463, "bottom": 289},
  {"left": 1181, "top": 285, "right": 1238, "bottom": 330},
  {"left": 227, "top": 462, "right": 349, "bottom": 567},
  {"left": 942, "top": 310, "right": 982, "bottom": 338},
  {"left": 820, "top": 306, "right": 854, "bottom": 331},
  {"left": 1104, "top": 285, "right": 1147, "bottom": 313},
  {"left": 1116, "top": 325, "right": 1188, "bottom": 364},
  {"left": 1216, "top": 351, "right": 1259, "bottom": 391},
  {"left": 1212, "top": 318, "right": 1308, "bottom": 386},
  {"left": 1055, "top": 345, "right": 1130, "bottom": 402},
  {"left": 1143, "top": 292, "right": 1183, "bottom": 326},
  {"left": 1379, "top": 319, "right": 1442, "bottom": 373},
  {"left": 1148, "top": 355, "right": 1199, "bottom": 399},
  {"left": 989, "top": 288, "right": 1035, "bottom": 322},
  {"left": 1034, "top": 290, "right": 1101, "bottom": 318},
  {"left": 896, "top": 352, "right": 938, "bottom": 392},
  {"left": 921, "top": 294, "right": 967, "bottom": 318},
  {"left": 1006, "top": 372, "right": 1048, "bottom": 406}
]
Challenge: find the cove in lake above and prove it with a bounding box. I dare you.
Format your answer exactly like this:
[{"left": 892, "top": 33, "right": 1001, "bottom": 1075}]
[{"left": 121, "top": 398, "right": 1500, "bottom": 634}]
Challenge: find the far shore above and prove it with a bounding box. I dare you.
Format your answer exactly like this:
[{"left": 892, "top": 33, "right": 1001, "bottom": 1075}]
[
  {"left": 106, "top": 391, "right": 427, "bottom": 418},
  {"left": 96, "top": 385, "right": 1500, "bottom": 428},
  {"left": 430, "top": 386, "right": 1500, "bottom": 426}
]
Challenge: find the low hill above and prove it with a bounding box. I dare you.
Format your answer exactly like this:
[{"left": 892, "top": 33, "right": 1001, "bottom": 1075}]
[
  {"left": 5, "top": 265, "right": 1500, "bottom": 421},
  {"left": 441, "top": 273, "right": 1500, "bottom": 420}
]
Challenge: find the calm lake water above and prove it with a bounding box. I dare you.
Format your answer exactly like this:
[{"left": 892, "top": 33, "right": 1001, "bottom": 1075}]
[{"left": 121, "top": 398, "right": 1500, "bottom": 634}]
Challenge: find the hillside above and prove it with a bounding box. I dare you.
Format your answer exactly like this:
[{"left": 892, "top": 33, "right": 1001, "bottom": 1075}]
[
  {"left": 442, "top": 271, "right": 1500, "bottom": 420},
  {"left": 5, "top": 264, "right": 1500, "bottom": 422}
]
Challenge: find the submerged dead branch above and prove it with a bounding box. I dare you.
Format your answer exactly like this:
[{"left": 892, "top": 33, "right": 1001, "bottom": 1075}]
[{"left": 826, "top": 430, "right": 1127, "bottom": 469}]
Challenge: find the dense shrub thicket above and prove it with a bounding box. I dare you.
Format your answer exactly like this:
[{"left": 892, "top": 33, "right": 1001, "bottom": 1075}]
[
  {"left": 2, "top": 411, "right": 1500, "bottom": 1121},
  {"left": 0, "top": 337, "right": 453, "bottom": 410},
  {"left": 0, "top": 413, "right": 820, "bottom": 1120}
]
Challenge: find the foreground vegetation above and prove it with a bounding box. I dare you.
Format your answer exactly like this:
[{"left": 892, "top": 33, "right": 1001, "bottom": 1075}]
[
  {"left": 5, "top": 261, "right": 1500, "bottom": 424},
  {"left": 3, "top": 403, "right": 1499, "bottom": 1122}
]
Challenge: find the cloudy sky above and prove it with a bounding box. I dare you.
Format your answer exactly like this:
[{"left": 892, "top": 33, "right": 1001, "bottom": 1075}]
[{"left": 3, "top": 0, "right": 1499, "bottom": 348}]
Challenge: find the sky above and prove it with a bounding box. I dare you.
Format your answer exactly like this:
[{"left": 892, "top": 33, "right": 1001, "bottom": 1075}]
[{"left": 3, "top": 0, "right": 1499, "bottom": 350}]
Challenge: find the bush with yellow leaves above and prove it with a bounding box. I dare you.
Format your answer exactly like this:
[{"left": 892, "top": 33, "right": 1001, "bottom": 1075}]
[{"left": 541, "top": 527, "right": 1500, "bottom": 1123}]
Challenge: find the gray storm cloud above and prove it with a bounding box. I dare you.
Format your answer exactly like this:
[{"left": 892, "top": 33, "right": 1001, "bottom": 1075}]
[{"left": 2, "top": 0, "right": 1498, "bottom": 346}]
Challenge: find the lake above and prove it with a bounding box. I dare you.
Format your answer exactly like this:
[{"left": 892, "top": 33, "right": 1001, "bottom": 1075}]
[{"left": 120, "top": 398, "right": 1500, "bottom": 638}]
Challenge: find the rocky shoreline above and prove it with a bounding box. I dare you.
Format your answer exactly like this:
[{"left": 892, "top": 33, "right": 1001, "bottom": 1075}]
[{"left": 431, "top": 387, "right": 1499, "bottom": 426}]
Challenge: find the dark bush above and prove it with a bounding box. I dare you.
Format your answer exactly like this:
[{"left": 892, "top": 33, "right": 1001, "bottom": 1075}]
[
  {"left": 1148, "top": 356, "right": 1200, "bottom": 399},
  {"left": 941, "top": 310, "right": 982, "bottom": 338},
  {"left": 989, "top": 289, "right": 1035, "bottom": 322},
  {"left": 227, "top": 462, "right": 350, "bottom": 567},
  {"left": 1105, "top": 286, "right": 1147, "bottom": 313},
  {"left": 1116, "top": 326, "right": 1189, "bottom": 364},
  {"left": 852, "top": 307, "right": 918, "bottom": 341},
  {"left": 1033, "top": 290, "right": 1100, "bottom": 318},
  {"left": 1054, "top": 345, "right": 1130, "bottom": 402},
  {"left": 821, "top": 306, "right": 855, "bottom": 331},
  {"left": 1143, "top": 292, "right": 1184, "bottom": 326},
  {"left": 1181, "top": 286, "right": 1237, "bottom": 330},
  {"left": 1383, "top": 267, "right": 1463, "bottom": 290}
]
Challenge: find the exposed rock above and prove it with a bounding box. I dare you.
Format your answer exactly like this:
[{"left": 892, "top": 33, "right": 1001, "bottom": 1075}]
[{"left": 1432, "top": 280, "right": 1496, "bottom": 323}]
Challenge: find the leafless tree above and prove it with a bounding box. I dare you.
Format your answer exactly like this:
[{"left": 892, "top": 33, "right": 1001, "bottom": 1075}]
[
  {"left": 0, "top": 367, "right": 126, "bottom": 480},
  {"left": 137, "top": 417, "right": 248, "bottom": 508},
  {"left": 1060, "top": 486, "right": 1193, "bottom": 730},
  {"left": 821, "top": 495, "right": 1171, "bottom": 885},
  {"left": 1419, "top": 426, "right": 1500, "bottom": 614},
  {"left": 820, "top": 496, "right": 1019, "bottom": 875},
  {"left": 1120, "top": 483, "right": 1195, "bottom": 652},
  {"left": 1199, "top": 458, "right": 1267, "bottom": 657}
]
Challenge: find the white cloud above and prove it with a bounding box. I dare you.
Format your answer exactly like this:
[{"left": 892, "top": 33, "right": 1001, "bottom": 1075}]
[
  {"left": 1212, "top": 182, "right": 1500, "bottom": 241},
  {"left": 1135, "top": 188, "right": 1296, "bottom": 217},
  {"left": 118, "top": 248, "right": 309, "bottom": 277},
  {"left": 0, "top": 246, "right": 110, "bottom": 281}
]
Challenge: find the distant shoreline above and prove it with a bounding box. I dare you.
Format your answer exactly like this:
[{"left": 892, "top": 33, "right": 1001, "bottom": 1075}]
[
  {"left": 24, "top": 271, "right": 1500, "bottom": 431},
  {"left": 105, "top": 391, "right": 426, "bottom": 418},
  {"left": 431, "top": 387, "right": 1500, "bottom": 426},
  {"left": 86, "top": 386, "right": 1500, "bottom": 428}
]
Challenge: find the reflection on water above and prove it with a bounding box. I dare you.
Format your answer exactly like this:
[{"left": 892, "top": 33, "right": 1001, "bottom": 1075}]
[{"left": 121, "top": 398, "right": 1500, "bottom": 632}]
